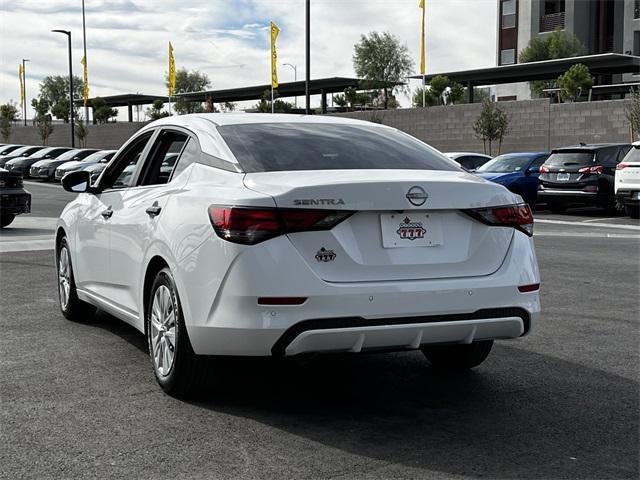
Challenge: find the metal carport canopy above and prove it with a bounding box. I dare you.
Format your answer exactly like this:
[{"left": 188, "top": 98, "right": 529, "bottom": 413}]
[
  {"left": 408, "top": 54, "right": 640, "bottom": 86},
  {"left": 75, "top": 94, "right": 169, "bottom": 122},
  {"left": 176, "top": 77, "right": 403, "bottom": 112}
]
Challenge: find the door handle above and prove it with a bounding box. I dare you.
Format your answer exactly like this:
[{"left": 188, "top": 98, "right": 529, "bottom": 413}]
[
  {"left": 101, "top": 208, "right": 113, "bottom": 219},
  {"left": 146, "top": 205, "right": 162, "bottom": 217}
]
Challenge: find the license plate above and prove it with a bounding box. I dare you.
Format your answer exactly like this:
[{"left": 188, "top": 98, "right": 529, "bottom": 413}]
[
  {"left": 380, "top": 213, "right": 443, "bottom": 248},
  {"left": 556, "top": 173, "right": 570, "bottom": 181}
]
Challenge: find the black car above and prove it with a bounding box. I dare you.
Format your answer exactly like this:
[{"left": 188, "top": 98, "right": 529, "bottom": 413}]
[
  {"left": 538, "top": 143, "right": 632, "bottom": 213},
  {"left": 0, "top": 145, "right": 45, "bottom": 168},
  {"left": 0, "top": 168, "right": 31, "bottom": 228}
]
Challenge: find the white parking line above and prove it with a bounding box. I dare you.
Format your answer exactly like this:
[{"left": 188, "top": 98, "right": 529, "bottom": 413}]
[
  {"left": 535, "top": 232, "right": 640, "bottom": 239},
  {"left": 536, "top": 219, "right": 640, "bottom": 231},
  {"left": 0, "top": 239, "right": 53, "bottom": 253},
  {"left": 23, "top": 180, "right": 61, "bottom": 189}
]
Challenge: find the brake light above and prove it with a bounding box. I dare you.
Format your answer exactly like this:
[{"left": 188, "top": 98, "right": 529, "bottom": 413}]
[
  {"left": 539, "top": 165, "right": 549, "bottom": 173},
  {"left": 464, "top": 203, "right": 534, "bottom": 236},
  {"left": 616, "top": 162, "right": 630, "bottom": 170},
  {"left": 208, "top": 206, "right": 354, "bottom": 245},
  {"left": 578, "top": 165, "right": 604, "bottom": 174}
]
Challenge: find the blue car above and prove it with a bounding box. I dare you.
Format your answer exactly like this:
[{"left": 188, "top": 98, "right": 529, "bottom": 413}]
[{"left": 476, "top": 152, "right": 550, "bottom": 205}]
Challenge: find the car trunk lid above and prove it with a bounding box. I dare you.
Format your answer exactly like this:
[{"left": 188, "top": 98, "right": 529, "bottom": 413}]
[{"left": 244, "top": 169, "right": 517, "bottom": 282}]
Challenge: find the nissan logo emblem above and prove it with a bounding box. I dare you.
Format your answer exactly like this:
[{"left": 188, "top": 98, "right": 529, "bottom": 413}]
[{"left": 406, "top": 186, "right": 428, "bottom": 206}]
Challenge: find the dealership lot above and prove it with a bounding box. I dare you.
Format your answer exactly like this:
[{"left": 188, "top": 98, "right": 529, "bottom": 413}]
[{"left": 1, "top": 182, "right": 638, "bottom": 479}]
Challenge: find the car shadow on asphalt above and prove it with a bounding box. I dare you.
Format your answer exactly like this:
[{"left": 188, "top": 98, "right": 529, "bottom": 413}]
[{"left": 87, "top": 310, "right": 638, "bottom": 479}]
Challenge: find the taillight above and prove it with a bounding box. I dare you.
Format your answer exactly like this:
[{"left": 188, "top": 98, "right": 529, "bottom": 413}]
[
  {"left": 578, "top": 165, "right": 604, "bottom": 174},
  {"left": 616, "top": 162, "right": 630, "bottom": 170},
  {"left": 208, "top": 206, "right": 354, "bottom": 245},
  {"left": 539, "top": 165, "right": 549, "bottom": 173},
  {"left": 464, "top": 203, "right": 534, "bottom": 236}
]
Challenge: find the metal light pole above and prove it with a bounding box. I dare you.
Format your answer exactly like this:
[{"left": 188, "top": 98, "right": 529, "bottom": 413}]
[
  {"left": 305, "top": 0, "right": 310, "bottom": 115},
  {"left": 283, "top": 63, "right": 297, "bottom": 108},
  {"left": 21, "top": 59, "right": 29, "bottom": 126},
  {"left": 52, "top": 29, "right": 75, "bottom": 147},
  {"left": 81, "top": 0, "right": 89, "bottom": 125}
]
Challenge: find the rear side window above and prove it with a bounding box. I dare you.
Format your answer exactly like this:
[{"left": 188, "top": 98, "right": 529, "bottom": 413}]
[
  {"left": 218, "top": 123, "right": 458, "bottom": 173},
  {"left": 596, "top": 147, "right": 620, "bottom": 166}
]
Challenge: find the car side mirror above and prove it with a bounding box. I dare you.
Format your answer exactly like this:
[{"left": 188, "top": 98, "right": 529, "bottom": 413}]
[
  {"left": 61, "top": 170, "right": 92, "bottom": 193},
  {"left": 527, "top": 166, "right": 540, "bottom": 175}
]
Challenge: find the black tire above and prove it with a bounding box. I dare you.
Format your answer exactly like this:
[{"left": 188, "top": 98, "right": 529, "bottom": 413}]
[
  {"left": 56, "top": 236, "right": 96, "bottom": 321},
  {"left": 547, "top": 203, "right": 566, "bottom": 214},
  {"left": 147, "top": 267, "right": 208, "bottom": 397},
  {"left": 625, "top": 205, "right": 640, "bottom": 219},
  {"left": 421, "top": 340, "right": 494, "bottom": 371},
  {"left": 0, "top": 214, "right": 15, "bottom": 228}
]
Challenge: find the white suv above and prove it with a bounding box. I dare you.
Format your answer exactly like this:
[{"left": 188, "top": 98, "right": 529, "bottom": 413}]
[
  {"left": 615, "top": 141, "right": 640, "bottom": 218},
  {"left": 57, "top": 114, "right": 541, "bottom": 396}
]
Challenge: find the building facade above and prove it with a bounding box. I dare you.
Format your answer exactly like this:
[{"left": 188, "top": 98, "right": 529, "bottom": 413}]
[{"left": 496, "top": 0, "right": 638, "bottom": 100}]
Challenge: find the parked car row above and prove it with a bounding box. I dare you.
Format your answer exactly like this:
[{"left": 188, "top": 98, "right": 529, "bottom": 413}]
[
  {"left": 0, "top": 143, "right": 115, "bottom": 183},
  {"left": 447, "top": 142, "right": 638, "bottom": 218}
]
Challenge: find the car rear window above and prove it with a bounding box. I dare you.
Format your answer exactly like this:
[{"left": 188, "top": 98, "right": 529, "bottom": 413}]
[
  {"left": 217, "top": 123, "right": 458, "bottom": 173},
  {"left": 546, "top": 151, "right": 594, "bottom": 166}
]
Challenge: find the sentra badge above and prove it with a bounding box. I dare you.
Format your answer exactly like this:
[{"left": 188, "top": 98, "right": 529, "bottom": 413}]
[
  {"left": 315, "top": 247, "right": 336, "bottom": 262},
  {"left": 396, "top": 216, "right": 426, "bottom": 241}
]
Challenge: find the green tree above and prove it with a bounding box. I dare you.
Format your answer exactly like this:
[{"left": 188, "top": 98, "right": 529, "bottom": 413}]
[
  {"left": 32, "top": 98, "right": 54, "bottom": 145},
  {"left": 255, "top": 90, "right": 294, "bottom": 113},
  {"left": 38, "top": 75, "right": 83, "bottom": 122},
  {"left": 344, "top": 87, "right": 371, "bottom": 109},
  {"left": 146, "top": 100, "right": 170, "bottom": 120},
  {"left": 333, "top": 94, "right": 348, "bottom": 108},
  {"left": 519, "top": 29, "right": 585, "bottom": 97},
  {"left": 75, "top": 120, "right": 89, "bottom": 147},
  {"left": 165, "top": 68, "right": 211, "bottom": 115},
  {"left": 557, "top": 63, "right": 593, "bottom": 102},
  {"left": 625, "top": 88, "right": 640, "bottom": 139},
  {"left": 473, "top": 100, "right": 510, "bottom": 155},
  {"left": 353, "top": 31, "right": 413, "bottom": 109},
  {"left": 91, "top": 97, "right": 118, "bottom": 124},
  {"left": 0, "top": 101, "right": 20, "bottom": 142}
]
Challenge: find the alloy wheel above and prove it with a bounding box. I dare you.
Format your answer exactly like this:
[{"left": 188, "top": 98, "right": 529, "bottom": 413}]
[
  {"left": 58, "top": 246, "right": 71, "bottom": 310},
  {"left": 150, "top": 285, "right": 177, "bottom": 376}
]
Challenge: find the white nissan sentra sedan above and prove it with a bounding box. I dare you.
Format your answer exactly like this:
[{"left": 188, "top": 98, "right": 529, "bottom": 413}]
[{"left": 56, "top": 113, "right": 540, "bottom": 396}]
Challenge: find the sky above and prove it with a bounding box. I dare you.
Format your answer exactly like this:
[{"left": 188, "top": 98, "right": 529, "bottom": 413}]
[{"left": 0, "top": 0, "right": 498, "bottom": 120}]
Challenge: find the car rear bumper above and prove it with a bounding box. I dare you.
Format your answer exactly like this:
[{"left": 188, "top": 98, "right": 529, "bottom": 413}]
[
  {"left": 616, "top": 190, "right": 640, "bottom": 207},
  {"left": 179, "top": 231, "right": 540, "bottom": 356},
  {"left": 0, "top": 189, "right": 31, "bottom": 215}
]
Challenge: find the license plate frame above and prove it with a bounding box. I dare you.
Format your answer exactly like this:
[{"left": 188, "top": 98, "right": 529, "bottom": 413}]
[
  {"left": 380, "top": 213, "right": 443, "bottom": 248},
  {"left": 556, "top": 172, "right": 570, "bottom": 181}
]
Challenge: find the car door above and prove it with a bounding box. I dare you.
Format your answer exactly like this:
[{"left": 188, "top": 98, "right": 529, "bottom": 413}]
[
  {"left": 74, "top": 131, "right": 154, "bottom": 305},
  {"left": 107, "top": 128, "right": 198, "bottom": 316},
  {"left": 521, "top": 155, "right": 548, "bottom": 203}
]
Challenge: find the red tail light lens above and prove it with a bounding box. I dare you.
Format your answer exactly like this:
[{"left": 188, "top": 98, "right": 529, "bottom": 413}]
[
  {"left": 578, "top": 165, "right": 604, "bottom": 174},
  {"left": 518, "top": 283, "right": 540, "bottom": 293},
  {"left": 208, "top": 206, "right": 354, "bottom": 245},
  {"left": 539, "top": 165, "right": 549, "bottom": 173},
  {"left": 464, "top": 203, "right": 534, "bottom": 236},
  {"left": 616, "top": 162, "right": 630, "bottom": 170}
]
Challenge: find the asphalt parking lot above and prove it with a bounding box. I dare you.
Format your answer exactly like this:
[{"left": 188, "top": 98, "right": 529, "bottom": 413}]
[{"left": 1, "top": 181, "right": 638, "bottom": 479}]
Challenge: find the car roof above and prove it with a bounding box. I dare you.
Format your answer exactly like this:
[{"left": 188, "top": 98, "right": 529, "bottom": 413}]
[
  {"left": 445, "top": 152, "right": 492, "bottom": 159},
  {"left": 145, "top": 112, "right": 388, "bottom": 128},
  {"left": 495, "top": 151, "right": 549, "bottom": 157},
  {"left": 553, "top": 143, "right": 629, "bottom": 152}
]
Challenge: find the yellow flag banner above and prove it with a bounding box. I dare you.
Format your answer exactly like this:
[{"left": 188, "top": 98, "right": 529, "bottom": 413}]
[
  {"left": 168, "top": 42, "right": 176, "bottom": 97},
  {"left": 80, "top": 56, "right": 89, "bottom": 107},
  {"left": 18, "top": 64, "right": 24, "bottom": 108},
  {"left": 270, "top": 22, "right": 280, "bottom": 89},
  {"left": 419, "top": 0, "right": 426, "bottom": 76}
]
